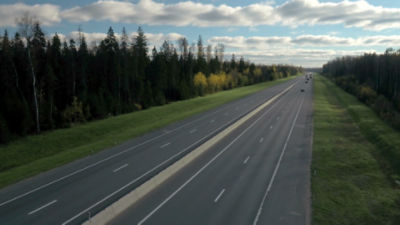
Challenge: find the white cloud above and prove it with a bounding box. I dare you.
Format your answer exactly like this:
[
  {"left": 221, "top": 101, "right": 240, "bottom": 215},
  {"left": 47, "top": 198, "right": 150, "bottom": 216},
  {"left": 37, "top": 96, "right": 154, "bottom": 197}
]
[
  {"left": 0, "top": 3, "right": 60, "bottom": 27},
  {"left": 209, "top": 34, "right": 397, "bottom": 67},
  {"left": 59, "top": 0, "right": 400, "bottom": 31},
  {"left": 69, "top": 31, "right": 108, "bottom": 45},
  {"left": 48, "top": 33, "right": 67, "bottom": 43},
  {"left": 276, "top": 0, "right": 400, "bottom": 31},
  {"left": 61, "top": 0, "right": 277, "bottom": 27},
  {"left": 58, "top": 32, "right": 397, "bottom": 67},
  {"left": 227, "top": 48, "right": 376, "bottom": 67},
  {"left": 145, "top": 32, "right": 185, "bottom": 46},
  {"left": 42, "top": 31, "right": 388, "bottom": 67},
  {"left": 2, "top": 0, "right": 400, "bottom": 31},
  {"left": 293, "top": 35, "right": 354, "bottom": 46},
  {"left": 208, "top": 35, "right": 400, "bottom": 48}
]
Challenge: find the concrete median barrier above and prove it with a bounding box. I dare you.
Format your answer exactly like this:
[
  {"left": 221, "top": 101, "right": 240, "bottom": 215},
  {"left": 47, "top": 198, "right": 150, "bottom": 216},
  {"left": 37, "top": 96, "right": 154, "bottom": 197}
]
[{"left": 83, "top": 82, "right": 296, "bottom": 225}]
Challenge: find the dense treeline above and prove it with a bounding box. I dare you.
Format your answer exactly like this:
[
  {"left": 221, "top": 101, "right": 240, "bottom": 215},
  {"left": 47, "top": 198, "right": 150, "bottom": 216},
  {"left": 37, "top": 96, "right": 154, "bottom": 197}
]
[
  {"left": 322, "top": 49, "right": 400, "bottom": 128},
  {"left": 0, "top": 22, "right": 302, "bottom": 144}
]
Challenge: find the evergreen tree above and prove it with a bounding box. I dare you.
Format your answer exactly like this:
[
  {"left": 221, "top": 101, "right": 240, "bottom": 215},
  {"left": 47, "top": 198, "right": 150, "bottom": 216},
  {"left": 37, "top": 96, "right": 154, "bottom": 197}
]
[
  {"left": 1, "top": 30, "right": 32, "bottom": 138},
  {"left": 132, "top": 27, "right": 149, "bottom": 106},
  {"left": 238, "top": 56, "right": 245, "bottom": 73},
  {"left": 119, "top": 27, "right": 131, "bottom": 112},
  {"left": 0, "top": 24, "right": 302, "bottom": 143},
  {"left": 196, "top": 35, "right": 207, "bottom": 74}
]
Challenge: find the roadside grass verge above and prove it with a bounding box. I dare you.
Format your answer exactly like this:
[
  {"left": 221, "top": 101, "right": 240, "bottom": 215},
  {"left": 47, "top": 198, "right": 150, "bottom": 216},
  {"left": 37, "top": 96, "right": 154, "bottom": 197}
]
[
  {"left": 312, "top": 75, "right": 400, "bottom": 224},
  {"left": 0, "top": 76, "right": 298, "bottom": 189}
]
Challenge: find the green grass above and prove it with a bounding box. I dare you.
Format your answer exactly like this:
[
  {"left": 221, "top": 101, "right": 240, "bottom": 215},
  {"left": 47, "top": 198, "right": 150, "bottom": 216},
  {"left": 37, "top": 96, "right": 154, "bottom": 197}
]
[
  {"left": 0, "top": 76, "right": 298, "bottom": 188},
  {"left": 312, "top": 75, "right": 400, "bottom": 225}
]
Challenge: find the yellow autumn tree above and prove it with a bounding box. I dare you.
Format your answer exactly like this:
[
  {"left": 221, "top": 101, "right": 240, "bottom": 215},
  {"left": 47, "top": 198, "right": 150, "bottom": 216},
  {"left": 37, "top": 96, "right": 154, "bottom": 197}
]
[
  {"left": 207, "top": 73, "right": 219, "bottom": 93},
  {"left": 194, "top": 72, "right": 207, "bottom": 95},
  {"left": 254, "top": 67, "right": 262, "bottom": 77},
  {"left": 218, "top": 72, "right": 228, "bottom": 90}
]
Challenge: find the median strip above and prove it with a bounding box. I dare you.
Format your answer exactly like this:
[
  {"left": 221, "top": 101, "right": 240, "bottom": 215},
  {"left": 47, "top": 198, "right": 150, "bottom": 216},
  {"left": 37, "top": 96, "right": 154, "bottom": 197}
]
[{"left": 82, "top": 82, "right": 296, "bottom": 225}]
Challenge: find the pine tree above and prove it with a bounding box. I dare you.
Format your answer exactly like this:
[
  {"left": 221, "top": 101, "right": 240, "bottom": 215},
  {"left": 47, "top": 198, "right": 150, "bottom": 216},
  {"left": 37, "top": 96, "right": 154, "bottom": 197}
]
[
  {"left": 0, "top": 30, "right": 31, "bottom": 139},
  {"left": 196, "top": 35, "right": 207, "bottom": 74},
  {"left": 77, "top": 32, "right": 89, "bottom": 108},
  {"left": 133, "top": 27, "right": 149, "bottom": 106},
  {"left": 0, "top": 24, "right": 303, "bottom": 142},
  {"left": 230, "top": 54, "right": 236, "bottom": 71}
]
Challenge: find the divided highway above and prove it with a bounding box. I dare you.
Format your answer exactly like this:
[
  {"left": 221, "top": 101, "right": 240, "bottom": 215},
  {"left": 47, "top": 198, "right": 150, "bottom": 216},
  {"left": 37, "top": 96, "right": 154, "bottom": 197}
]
[
  {"left": 109, "top": 76, "right": 313, "bottom": 225},
  {"left": 0, "top": 77, "right": 307, "bottom": 225}
]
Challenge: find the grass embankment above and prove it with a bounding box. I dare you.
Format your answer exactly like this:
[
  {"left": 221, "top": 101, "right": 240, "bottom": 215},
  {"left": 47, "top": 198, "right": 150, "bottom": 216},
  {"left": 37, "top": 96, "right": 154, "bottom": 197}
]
[
  {"left": 0, "top": 76, "right": 298, "bottom": 189},
  {"left": 312, "top": 75, "right": 400, "bottom": 224}
]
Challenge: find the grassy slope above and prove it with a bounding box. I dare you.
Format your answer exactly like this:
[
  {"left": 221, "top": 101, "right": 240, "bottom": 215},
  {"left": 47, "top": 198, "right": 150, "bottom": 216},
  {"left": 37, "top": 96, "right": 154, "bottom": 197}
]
[
  {"left": 312, "top": 75, "right": 400, "bottom": 225},
  {"left": 0, "top": 76, "right": 298, "bottom": 188}
]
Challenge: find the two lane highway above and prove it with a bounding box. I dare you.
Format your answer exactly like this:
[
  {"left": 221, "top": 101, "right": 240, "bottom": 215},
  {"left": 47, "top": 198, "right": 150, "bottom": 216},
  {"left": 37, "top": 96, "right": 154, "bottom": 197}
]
[
  {"left": 0, "top": 77, "right": 301, "bottom": 225},
  {"left": 109, "top": 76, "right": 312, "bottom": 225}
]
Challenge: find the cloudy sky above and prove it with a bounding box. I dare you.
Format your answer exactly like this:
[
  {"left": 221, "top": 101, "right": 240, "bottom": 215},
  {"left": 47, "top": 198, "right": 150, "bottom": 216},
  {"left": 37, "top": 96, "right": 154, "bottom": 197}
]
[{"left": 1, "top": 0, "right": 400, "bottom": 67}]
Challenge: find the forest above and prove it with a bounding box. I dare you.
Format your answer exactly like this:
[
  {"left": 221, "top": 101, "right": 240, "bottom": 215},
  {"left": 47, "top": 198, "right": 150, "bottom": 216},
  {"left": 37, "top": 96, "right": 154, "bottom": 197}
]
[
  {"left": 322, "top": 49, "right": 400, "bottom": 129},
  {"left": 0, "top": 21, "right": 302, "bottom": 144}
]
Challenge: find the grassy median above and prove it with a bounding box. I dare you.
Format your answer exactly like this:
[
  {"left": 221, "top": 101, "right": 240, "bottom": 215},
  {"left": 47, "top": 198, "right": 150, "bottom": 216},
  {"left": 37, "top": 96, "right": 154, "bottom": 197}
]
[
  {"left": 0, "top": 76, "right": 299, "bottom": 189},
  {"left": 312, "top": 75, "right": 400, "bottom": 224}
]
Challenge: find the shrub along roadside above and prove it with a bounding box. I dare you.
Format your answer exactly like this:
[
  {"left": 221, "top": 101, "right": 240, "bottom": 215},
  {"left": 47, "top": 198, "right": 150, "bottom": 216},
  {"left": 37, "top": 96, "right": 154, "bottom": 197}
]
[
  {"left": 332, "top": 75, "right": 400, "bottom": 129},
  {"left": 0, "top": 76, "right": 298, "bottom": 189},
  {"left": 312, "top": 75, "right": 400, "bottom": 225},
  {"left": 322, "top": 51, "right": 400, "bottom": 130},
  {"left": 322, "top": 74, "right": 400, "bottom": 180}
]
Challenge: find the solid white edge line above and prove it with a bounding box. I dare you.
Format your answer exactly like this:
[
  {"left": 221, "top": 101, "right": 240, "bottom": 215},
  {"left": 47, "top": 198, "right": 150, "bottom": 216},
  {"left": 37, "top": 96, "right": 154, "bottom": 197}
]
[
  {"left": 214, "top": 189, "right": 226, "bottom": 203},
  {"left": 62, "top": 129, "right": 224, "bottom": 225},
  {"left": 1, "top": 78, "right": 299, "bottom": 209},
  {"left": 53, "top": 79, "right": 298, "bottom": 225},
  {"left": 61, "top": 93, "right": 287, "bottom": 225},
  {"left": 0, "top": 89, "right": 235, "bottom": 208},
  {"left": 252, "top": 94, "right": 305, "bottom": 225},
  {"left": 27, "top": 200, "right": 57, "bottom": 215},
  {"left": 0, "top": 133, "right": 162, "bottom": 208},
  {"left": 137, "top": 88, "right": 288, "bottom": 225},
  {"left": 113, "top": 164, "right": 129, "bottom": 173}
]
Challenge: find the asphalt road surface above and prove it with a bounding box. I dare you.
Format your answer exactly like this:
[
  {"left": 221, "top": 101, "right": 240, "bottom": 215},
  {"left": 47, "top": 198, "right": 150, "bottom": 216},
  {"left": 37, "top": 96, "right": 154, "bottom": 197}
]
[
  {"left": 0, "top": 76, "right": 311, "bottom": 225},
  {"left": 109, "top": 76, "right": 313, "bottom": 225}
]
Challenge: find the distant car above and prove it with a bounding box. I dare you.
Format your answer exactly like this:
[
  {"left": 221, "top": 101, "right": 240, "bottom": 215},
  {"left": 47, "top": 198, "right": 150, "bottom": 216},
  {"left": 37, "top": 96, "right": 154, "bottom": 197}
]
[{"left": 301, "top": 89, "right": 305, "bottom": 92}]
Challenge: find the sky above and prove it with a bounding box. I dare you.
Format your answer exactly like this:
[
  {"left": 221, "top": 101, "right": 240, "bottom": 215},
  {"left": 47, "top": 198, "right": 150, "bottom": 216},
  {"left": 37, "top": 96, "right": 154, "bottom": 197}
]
[{"left": 1, "top": 0, "right": 400, "bottom": 67}]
